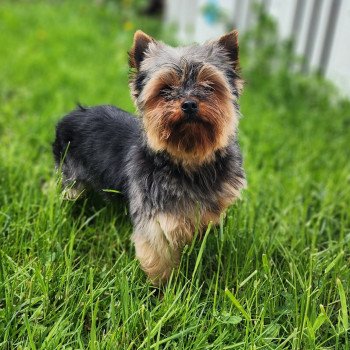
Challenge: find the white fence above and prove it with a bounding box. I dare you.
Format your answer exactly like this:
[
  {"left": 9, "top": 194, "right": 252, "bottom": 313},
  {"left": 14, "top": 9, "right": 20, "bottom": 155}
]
[{"left": 164, "top": 0, "right": 350, "bottom": 97}]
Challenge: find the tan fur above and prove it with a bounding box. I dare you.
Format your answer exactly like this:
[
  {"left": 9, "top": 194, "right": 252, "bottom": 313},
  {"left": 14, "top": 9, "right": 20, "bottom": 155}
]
[
  {"left": 201, "top": 211, "right": 222, "bottom": 227},
  {"left": 141, "top": 65, "right": 238, "bottom": 166},
  {"left": 158, "top": 213, "right": 194, "bottom": 248},
  {"left": 219, "top": 180, "right": 247, "bottom": 207},
  {"left": 202, "top": 179, "right": 247, "bottom": 226},
  {"left": 133, "top": 198, "right": 244, "bottom": 284},
  {"left": 133, "top": 233, "right": 179, "bottom": 284},
  {"left": 132, "top": 214, "right": 191, "bottom": 284},
  {"left": 132, "top": 217, "right": 173, "bottom": 284},
  {"left": 129, "top": 30, "right": 155, "bottom": 70},
  {"left": 140, "top": 69, "right": 181, "bottom": 103},
  {"left": 217, "top": 30, "right": 240, "bottom": 69},
  {"left": 62, "top": 184, "right": 85, "bottom": 201}
]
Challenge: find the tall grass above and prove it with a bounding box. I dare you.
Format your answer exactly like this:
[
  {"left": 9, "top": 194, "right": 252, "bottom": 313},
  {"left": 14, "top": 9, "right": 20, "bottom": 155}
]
[{"left": 0, "top": 1, "right": 349, "bottom": 349}]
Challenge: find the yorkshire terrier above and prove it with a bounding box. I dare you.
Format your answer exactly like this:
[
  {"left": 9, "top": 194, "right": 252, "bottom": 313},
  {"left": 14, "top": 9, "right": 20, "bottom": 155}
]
[{"left": 53, "top": 30, "right": 246, "bottom": 284}]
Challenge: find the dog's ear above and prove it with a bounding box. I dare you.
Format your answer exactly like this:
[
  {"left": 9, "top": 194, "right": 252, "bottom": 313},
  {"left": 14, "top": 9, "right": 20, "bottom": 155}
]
[
  {"left": 216, "top": 30, "right": 239, "bottom": 69},
  {"left": 129, "top": 30, "right": 155, "bottom": 70}
]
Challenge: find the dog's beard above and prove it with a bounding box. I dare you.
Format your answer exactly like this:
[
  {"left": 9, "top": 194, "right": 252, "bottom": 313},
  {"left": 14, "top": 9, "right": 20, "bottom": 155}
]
[
  {"left": 166, "top": 116, "right": 215, "bottom": 153},
  {"left": 143, "top": 100, "right": 236, "bottom": 164}
]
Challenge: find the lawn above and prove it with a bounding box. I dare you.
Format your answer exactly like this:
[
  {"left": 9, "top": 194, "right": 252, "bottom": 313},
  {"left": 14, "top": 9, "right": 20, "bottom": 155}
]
[{"left": 0, "top": 1, "right": 349, "bottom": 349}]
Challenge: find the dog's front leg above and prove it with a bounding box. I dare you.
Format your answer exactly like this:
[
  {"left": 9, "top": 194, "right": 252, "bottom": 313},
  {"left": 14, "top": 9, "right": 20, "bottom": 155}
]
[
  {"left": 132, "top": 231, "right": 180, "bottom": 285},
  {"left": 132, "top": 214, "right": 194, "bottom": 284}
]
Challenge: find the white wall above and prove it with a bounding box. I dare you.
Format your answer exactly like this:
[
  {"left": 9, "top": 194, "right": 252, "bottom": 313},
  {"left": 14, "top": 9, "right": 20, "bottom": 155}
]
[{"left": 325, "top": 1, "right": 350, "bottom": 97}]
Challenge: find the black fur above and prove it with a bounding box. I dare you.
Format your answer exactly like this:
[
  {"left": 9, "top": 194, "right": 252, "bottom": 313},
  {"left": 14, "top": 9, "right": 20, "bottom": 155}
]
[
  {"left": 53, "top": 104, "right": 245, "bottom": 225},
  {"left": 53, "top": 105, "right": 140, "bottom": 196}
]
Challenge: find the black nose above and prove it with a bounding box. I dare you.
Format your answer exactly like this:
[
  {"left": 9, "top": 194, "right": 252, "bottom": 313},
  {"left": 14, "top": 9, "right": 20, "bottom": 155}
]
[{"left": 181, "top": 100, "right": 198, "bottom": 114}]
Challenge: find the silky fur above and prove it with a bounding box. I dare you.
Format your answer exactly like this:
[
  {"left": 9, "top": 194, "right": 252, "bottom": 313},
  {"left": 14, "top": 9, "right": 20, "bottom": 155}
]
[{"left": 53, "top": 30, "right": 246, "bottom": 284}]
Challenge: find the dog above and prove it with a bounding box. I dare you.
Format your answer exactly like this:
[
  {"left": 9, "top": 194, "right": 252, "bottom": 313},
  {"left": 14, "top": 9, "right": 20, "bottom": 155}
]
[{"left": 53, "top": 30, "right": 246, "bottom": 284}]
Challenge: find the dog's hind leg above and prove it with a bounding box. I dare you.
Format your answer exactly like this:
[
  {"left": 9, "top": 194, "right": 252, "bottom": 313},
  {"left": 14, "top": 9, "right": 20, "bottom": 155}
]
[{"left": 59, "top": 158, "right": 86, "bottom": 200}]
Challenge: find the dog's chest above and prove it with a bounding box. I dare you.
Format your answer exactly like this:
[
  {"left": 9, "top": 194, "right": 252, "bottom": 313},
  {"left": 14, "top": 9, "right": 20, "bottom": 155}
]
[
  {"left": 150, "top": 170, "right": 240, "bottom": 233},
  {"left": 147, "top": 164, "right": 231, "bottom": 215},
  {"left": 128, "top": 145, "right": 244, "bottom": 221}
]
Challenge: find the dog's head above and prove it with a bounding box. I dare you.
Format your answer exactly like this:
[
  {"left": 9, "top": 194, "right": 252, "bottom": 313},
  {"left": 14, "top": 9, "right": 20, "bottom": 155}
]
[{"left": 129, "top": 30, "right": 243, "bottom": 165}]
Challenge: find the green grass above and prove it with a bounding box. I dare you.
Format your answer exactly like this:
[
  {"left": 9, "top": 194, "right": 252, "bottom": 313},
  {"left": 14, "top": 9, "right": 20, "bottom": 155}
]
[{"left": 0, "top": 1, "right": 349, "bottom": 349}]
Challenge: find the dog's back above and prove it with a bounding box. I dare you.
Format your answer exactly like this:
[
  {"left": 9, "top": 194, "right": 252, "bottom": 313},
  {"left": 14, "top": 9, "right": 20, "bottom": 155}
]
[{"left": 53, "top": 104, "right": 141, "bottom": 196}]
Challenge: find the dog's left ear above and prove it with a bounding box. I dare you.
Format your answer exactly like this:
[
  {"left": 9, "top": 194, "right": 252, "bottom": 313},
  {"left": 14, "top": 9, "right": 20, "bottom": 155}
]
[
  {"left": 129, "top": 30, "right": 156, "bottom": 70},
  {"left": 217, "top": 30, "right": 239, "bottom": 69}
]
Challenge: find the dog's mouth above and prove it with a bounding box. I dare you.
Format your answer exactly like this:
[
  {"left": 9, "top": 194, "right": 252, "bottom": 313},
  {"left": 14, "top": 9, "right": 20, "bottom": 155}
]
[
  {"left": 183, "top": 115, "right": 202, "bottom": 124},
  {"left": 175, "top": 113, "right": 209, "bottom": 126},
  {"left": 166, "top": 114, "right": 216, "bottom": 154}
]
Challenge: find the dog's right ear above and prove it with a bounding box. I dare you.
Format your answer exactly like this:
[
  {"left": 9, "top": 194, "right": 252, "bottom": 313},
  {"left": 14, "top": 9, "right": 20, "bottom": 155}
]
[{"left": 129, "top": 30, "right": 155, "bottom": 70}]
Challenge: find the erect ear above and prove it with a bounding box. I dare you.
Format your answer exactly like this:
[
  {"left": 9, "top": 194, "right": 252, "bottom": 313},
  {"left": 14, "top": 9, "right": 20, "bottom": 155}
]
[
  {"left": 217, "top": 30, "right": 239, "bottom": 69},
  {"left": 129, "top": 30, "right": 155, "bottom": 70}
]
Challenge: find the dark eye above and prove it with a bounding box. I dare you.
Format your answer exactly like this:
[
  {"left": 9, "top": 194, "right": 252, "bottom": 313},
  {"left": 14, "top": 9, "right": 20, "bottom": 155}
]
[
  {"left": 202, "top": 85, "right": 215, "bottom": 93},
  {"left": 159, "top": 86, "right": 172, "bottom": 97}
]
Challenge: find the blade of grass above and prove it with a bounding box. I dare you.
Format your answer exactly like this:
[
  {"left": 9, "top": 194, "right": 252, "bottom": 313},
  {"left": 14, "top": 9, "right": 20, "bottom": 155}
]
[
  {"left": 225, "top": 288, "right": 251, "bottom": 322},
  {"left": 336, "top": 278, "right": 348, "bottom": 331}
]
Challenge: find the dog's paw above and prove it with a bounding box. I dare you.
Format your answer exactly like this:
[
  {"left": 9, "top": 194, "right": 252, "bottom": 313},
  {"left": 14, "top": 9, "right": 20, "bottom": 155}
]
[{"left": 62, "top": 187, "right": 84, "bottom": 201}]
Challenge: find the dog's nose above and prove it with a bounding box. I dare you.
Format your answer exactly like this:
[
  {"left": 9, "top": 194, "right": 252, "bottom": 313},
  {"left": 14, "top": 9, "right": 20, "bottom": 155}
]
[{"left": 181, "top": 100, "right": 198, "bottom": 114}]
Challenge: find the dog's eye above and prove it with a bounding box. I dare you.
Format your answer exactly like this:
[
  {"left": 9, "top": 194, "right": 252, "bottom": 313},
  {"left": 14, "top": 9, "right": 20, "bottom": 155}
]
[
  {"left": 202, "top": 85, "right": 215, "bottom": 93},
  {"left": 159, "top": 86, "right": 172, "bottom": 97}
]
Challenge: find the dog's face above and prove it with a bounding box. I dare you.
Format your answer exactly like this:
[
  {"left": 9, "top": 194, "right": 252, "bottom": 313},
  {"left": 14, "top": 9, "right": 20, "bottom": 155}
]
[{"left": 129, "top": 30, "right": 243, "bottom": 164}]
